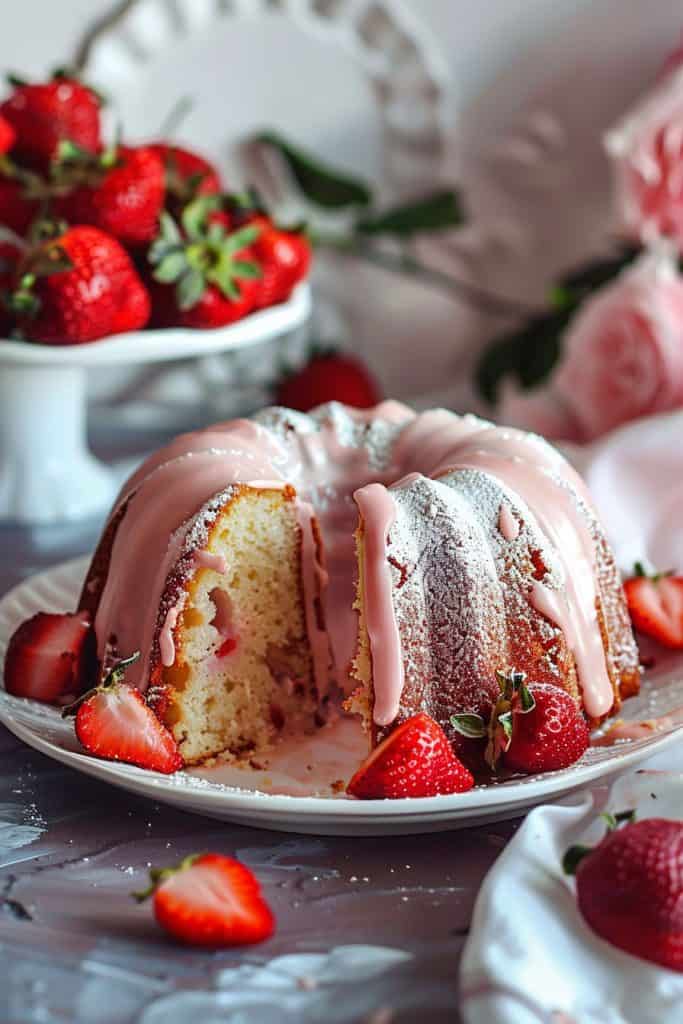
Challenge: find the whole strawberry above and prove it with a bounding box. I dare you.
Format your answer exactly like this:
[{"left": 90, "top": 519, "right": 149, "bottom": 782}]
[
  {"left": 347, "top": 712, "right": 474, "bottom": 799},
  {"left": 134, "top": 853, "right": 275, "bottom": 946},
  {"left": 0, "top": 114, "right": 15, "bottom": 155},
  {"left": 452, "top": 670, "right": 589, "bottom": 774},
  {"left": 0, "top": 175, "right": 40, "bottom": 236},
  {"left": 624, "top": 563, "right": 683, "bottom": 649},
  {"left": 252, "top": 220, "right": 311, "bottom": 308},
  {"left": 0, "top": 73, "right": 101, "bottom": 170},
  {"left": 148, "top": 142, "right": 222, "bottom": 204},
  {"left": 55, "top": 144, "right": 165, "bottom": 246},
  {"left": 148, "top": 201, "right": 261, "bottom": 329},
  {"left": 10, "top": 225, "right": 150, "bottom": 344},
  {"left": 564, "top": 815, "right": 683, "bottom": 972},
  {"left": 276, "top": 351, "right": 381, "bottom": 412}
]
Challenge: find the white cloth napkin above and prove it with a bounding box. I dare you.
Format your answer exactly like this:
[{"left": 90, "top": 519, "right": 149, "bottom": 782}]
[{"left": 460, "top": 409, "right": 683, "bottom": 1024}]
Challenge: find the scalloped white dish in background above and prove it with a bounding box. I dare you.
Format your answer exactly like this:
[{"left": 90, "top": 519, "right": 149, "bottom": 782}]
[{"left": 0, "top": 557, "right": 682, "bottom": 836}]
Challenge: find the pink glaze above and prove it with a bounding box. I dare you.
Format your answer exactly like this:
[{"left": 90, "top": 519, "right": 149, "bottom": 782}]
[
  {"left": 353, "top": 483, "right": 403, "bottom": 726},
  {"left": 592, "top": 706, "right": 683, "bottom": 745},
  {"left": 159, "top": 604, "right": 181, "bottom": 667},
  {"left": 195, "top": 551, "right": 228, "bottom": 574},
  {"left": 92, "top": 401, "right": 612, "bottom": 725},
  {"left": 433, "top": 442, "right": 613, "bottom": 719},
  {"left": 498, "top": 502, "right": 520, "bottom": 541},
  {"left": 295, "top": 501, "right": 332, "bottom": 698}
]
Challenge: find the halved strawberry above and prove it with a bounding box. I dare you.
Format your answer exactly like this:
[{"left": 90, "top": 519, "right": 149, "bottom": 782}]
[
  {"left": 134, "top": 852, "right": 275, "bottom": 946},
  {"left": 347, "top": 712, "right": 474, "bottom": 799},
  {"left": 624, "top": 563, "right": 683, "bottom": 649},
  {"left": 66, "top": 653, "right": 183, "bottom": 774},
  {"left": 4, "top": 610, "right": 93, "bottom": 703}
]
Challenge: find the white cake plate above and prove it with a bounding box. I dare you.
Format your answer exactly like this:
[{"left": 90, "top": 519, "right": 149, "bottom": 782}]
[
  {"left": 0, "top": 283, "right": 310, "bottom": 525},
  {"left": 1, "top": 557, "right": 683, "bottom": 836}
]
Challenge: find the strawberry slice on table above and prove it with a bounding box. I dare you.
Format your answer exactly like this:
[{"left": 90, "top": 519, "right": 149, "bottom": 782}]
[
  {"left": 65, "top": 653, "right": 183, "bottom": 774},
  {"left": 624, "top": 562, "right": 683, "bottom": 649},
  {"left": 134, "top": 852, "right": 275, "bottom": 947},
  {"left": 347, "top": 712, "right": 474, "bottom": 799},
  {"left": 451, "top": 670, "right": 589, "bottom": 775},
  {"left": 4, "top": 610, "right": 93, "bottom": 703},
  {"left": 564, "top": 813, "right": 683, "bottom": 972},
  {"left": 276, "top": 350, "right": 381, "bottom": 412}
]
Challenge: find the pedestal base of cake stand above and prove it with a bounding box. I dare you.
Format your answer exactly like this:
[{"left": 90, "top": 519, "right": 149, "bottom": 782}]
[{"left": 0, "top": 285, "right": 311, "bottom": 524}]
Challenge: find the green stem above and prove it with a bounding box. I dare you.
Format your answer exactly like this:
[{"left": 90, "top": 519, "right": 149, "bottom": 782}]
[{"left": 314, "top": 233, "right": 538, "bottom": 319}]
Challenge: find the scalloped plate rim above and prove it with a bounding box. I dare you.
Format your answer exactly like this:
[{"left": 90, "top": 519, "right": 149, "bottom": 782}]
[{"left": 1, "top": 557, "right": 682, "bottom": 834}]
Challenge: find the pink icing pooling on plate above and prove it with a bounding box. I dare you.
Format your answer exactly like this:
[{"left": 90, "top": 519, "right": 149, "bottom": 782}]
[
  {"left": 354, "top": 483, "right": 403, "bottom": 727},
  {"left": 591, "top": 706, "right": 683, "bottom": 745}
]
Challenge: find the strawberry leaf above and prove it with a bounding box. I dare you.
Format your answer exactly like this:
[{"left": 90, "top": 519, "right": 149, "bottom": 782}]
[
  {"left": 562, "top": 843, "right": 592, "bottom": 876},
  {"left": 177, "top": 268, "right": 206, "bottom": 310},
  {"left": 355, "top": 189, "right": 463, "bottom": 237},
  {"left": 181, "top": 195, "right": 220, "bottom": 242},
  {"left": 450, "top": 713, "right": 487, "bottom": 739},
  {"left": 498, "top": 710, "right": 513, "bottom": 742},
  {"left": 232, "top": 259, "right": 262, "bottom": 280},
  {"left": 224, "top": 224, "right": 260, "bottom": 254},
  {"left": 254, "top": 130, "right": 372, "bottom": 209},
  {"left": 154, "top": 251, "right": 188, "bottom": 284}
]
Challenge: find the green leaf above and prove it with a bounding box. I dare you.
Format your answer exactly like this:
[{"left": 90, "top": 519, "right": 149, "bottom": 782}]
[
  {"left": 153, "top": 251, "right": 187, "bottom": 284},
  {"left": 562, "top": 843, "right": 592, "bottom": 876},
  {"left": 518, "top": 683, "right": 536, "bottom": 714},
  {"left": 148, "top": 237, "right": 180, "bottom": 267},
  {"left": 224, "top": 224, "right": 260, "bottom": 254},
  {"left": 557, "top": 246, "right": 640, "bottom": 300},
  {"left": 158, "top": 211, "right": 183, "bottom": 247},
  {"left": 181, "top": 196, "right": 220, "bottom": 241},
  {"left": 355, "top": 189, "right": 463, "bottom": 237},
  {"left": 450, "top": 713, "right": 487, "bottom": 739},
  {"left": 254, "top": 130, "right": 372, "bottom": 209},
  {"left": 232, "top": 259, "right": 262, "bottom": 280},
  {"left": 475, "top": 306, "right": 573, "bottom": 404},
  {"left": 177, "top": 268, "right": 206, "bottom": 310},
  {"left": 498, "top": 711, "right": 513, "bottom": 742}
]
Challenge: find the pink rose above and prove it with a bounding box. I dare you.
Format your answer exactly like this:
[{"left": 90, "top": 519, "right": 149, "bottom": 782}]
[
  {"left": 607, "top": 67, "right": 683, "bottom": 248},
  {"left": 553, "top": 250, "right": 683, "bottom": 441}
]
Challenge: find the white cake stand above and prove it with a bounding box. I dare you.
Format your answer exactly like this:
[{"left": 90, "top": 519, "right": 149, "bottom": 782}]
[{"left": 0, "top": 283, "right": 311, "bottom": 525}]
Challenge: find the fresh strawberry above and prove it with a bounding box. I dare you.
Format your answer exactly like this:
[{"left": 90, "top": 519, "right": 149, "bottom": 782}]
[
  {"left": 134, "top": 852, "right": 275, "bottom": 946},
  {"left": 55, "top": 145, "right": 165, "bottom": 246},
  {"left": 4, "top": 611, "right": 93, "bottom": 703},
  {"left": 252, "top": 221, "right": 311, "bottom": 309},
  {"left": 0, "top": 74, "right": 101, "bottom": 170},
  {"left": 0, "top": 114, "right": 15, "bottom": 155},
  {"left": 147, "top": 201, "right": 262, "bottom": 329},
  {"left": 564, "top": 814, "right": 683, "bottom": 972},
  {"left": 624, "top": 563, "right": 683, "bottom": 649},
  {"left": 67, "top": 653, "right": 183, "bottom": 774},
  {"left": 10, "top": 225, "right": 150, "bottom": 344},
  {"left": 0, "top": 175, "right": 40, "bottom": 236},
  {"left": 0, "top": 240, "right": 21, "bottom": 335},
  {"left": 276, "top": 351, "right": 381, "bottom": 412},
  {"left": 148, "top": 142, "right": 222, "bottom": 204},
  {"left": 452, "top": 670, "right": 589, "bottom": 774},
  {"left": 347, "top": 712, "right": 474, "bottom": 799}
]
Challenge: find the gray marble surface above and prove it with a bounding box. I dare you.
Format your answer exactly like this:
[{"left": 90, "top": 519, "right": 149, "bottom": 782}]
[{"left": 0, "top": 421, "right": 520, "bottom": 1024}]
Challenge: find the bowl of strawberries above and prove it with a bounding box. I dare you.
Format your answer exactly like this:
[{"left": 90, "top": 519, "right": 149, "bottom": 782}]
[{"left": 0, "top": 72, "right": 312, "bottom": 524}]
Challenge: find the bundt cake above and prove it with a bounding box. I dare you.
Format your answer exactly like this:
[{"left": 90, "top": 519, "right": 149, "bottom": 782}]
[{"left": 79, "top": 401, "right": 640, "bottom": 766}]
